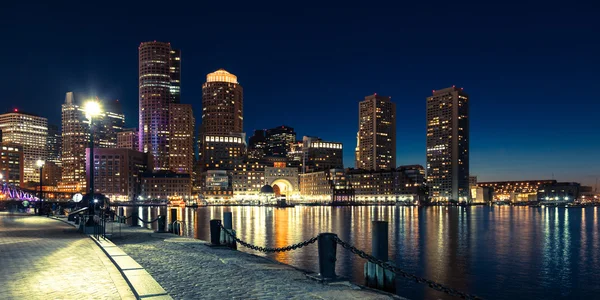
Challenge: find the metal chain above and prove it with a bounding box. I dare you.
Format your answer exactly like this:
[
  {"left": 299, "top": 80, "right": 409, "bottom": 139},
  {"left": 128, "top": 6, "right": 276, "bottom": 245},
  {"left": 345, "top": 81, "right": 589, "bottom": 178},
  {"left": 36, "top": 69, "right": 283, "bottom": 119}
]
[
  {"left": 138, "top": 216, "right": 160, "bottom": 224},
  {"left": 333, "top": 236, "right": 483, "bottom": 300},
  {"left": 219, "top": 223, "right": 319, "bottom": 253}
]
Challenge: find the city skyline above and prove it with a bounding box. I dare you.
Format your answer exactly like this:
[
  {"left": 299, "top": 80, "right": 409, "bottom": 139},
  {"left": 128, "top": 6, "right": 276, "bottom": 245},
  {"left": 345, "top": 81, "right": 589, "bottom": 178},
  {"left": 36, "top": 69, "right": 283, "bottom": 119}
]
[{"left": 1, "top": 3, "right": 598, "bottom": 187}]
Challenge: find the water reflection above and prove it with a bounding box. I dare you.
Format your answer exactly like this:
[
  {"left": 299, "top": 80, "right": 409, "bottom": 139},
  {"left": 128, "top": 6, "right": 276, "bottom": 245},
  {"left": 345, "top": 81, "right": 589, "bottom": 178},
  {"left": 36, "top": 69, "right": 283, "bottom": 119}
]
[{"left": 122, "top": 205, "right": 600, "bottom": 300}]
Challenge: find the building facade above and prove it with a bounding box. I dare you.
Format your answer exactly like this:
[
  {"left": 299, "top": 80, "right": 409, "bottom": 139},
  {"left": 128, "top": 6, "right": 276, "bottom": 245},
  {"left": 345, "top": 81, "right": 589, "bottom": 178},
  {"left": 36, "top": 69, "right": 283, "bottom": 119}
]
[
  {"left": 86, "top": 148, "right": 153, "bottom": 201},
  {"left": 346, "top": 167, "right": 425, "bottom": 203},
  {"left": 61, "top": 92, "right": 125, "bottom": 191},
  {"left": 0, "top": 111, "right": 48, "bottom": 184},
  {"left": 168, "top": 103, "right": 194, "bottom": 174},
  {"left": 41, "top": 161, "right": 61, "bottom": 187},
  {"left": 302, "top": 136, "right": 343, "bottom": 173},
  {"left": 426, "top": 87, "right": 470, "bottom": 202},
  {"left": 117, "top": 128, "right": 139, "bottom": 150},
  {"left": 355, "top": 94, "right": 396, "bottom": 171},
  {"left": 140, "top": 172, "right": 191, "bottom": 201},
  {"left": 478, "top": 180, "right": 556, "bottom": 202},
  {"left": 299, "top": 168, "right": 354, "bottom": 203},
  {"left": 538, "top": 182, "right": 581, "bottom": 203},
  {"left": 47, "top": 124, "right": 61, "bottom": 165},
  {"left": 0, "top": 142, "right": 23, "bottom": 186},
  {"left": 265, "top": 126, "right": 296, "bottom": 157},
  {"left": 200, "top": 133, "right": 246, "bottom": 171},
  {"left": 265, "top": 164, "right": 299, "bottom": 199},
  {"left": 138, "top": 41, "right": 181, "bottom": 171},
  {"left": 247, "top": 130, "right": 267, "bottom": 161}
]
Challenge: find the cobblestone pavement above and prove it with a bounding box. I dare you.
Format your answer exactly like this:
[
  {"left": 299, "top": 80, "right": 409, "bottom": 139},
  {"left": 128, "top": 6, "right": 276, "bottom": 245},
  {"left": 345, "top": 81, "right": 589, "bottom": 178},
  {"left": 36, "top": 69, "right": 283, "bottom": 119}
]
[
  {"left": 0, "top": 212, "right": 135, "bottom": 300},
  {"left": 110, "top": 226, "right": 399, "bottom": 300}
]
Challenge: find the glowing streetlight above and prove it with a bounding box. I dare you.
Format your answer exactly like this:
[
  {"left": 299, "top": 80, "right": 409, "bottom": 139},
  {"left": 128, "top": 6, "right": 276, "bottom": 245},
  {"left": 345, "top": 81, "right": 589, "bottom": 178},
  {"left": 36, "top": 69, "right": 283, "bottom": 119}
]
[
  {"left": 36, "top": 159, "right": 45, "bottom": 215},
  {"left": 84, "top": 100, "right": 102, "bottom": 226}
]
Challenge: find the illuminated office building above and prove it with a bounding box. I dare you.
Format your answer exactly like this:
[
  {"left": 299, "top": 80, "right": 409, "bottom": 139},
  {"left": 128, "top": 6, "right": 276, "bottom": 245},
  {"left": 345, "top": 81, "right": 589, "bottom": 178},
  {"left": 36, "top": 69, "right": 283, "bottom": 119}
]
[
  {"left": 117, "top": 128, "right": 139, "bottom": 150},
  {"left": 61, "top": 92, "right": 125, "bottom": 191},
  {"left": 0, "top": 142, "right": 23, "bottom": 186},
  {"left": 168, "top": 103, "right": 194, "bottom": 174},
  {"left": 302, "top": 136, "right": 343, "bottom": 173},
  {"left": 478, "top": 180, "right": 556, "bottom": 202},
  {"left": 247, "top": 130, "right": 267, "bottom": 161},
  {"left": 47, "top": 124, "right": 61, "bottom": 166},
  {"left": 426, "top": 86, "right": 469, "bottom": 202},
  {"left": 0, "top": 110, "right": 47, "bottom": 184},
  {"left": 265, "top": 125, "right": 296, "bottom": 157},
  {"left": 200, "top": 133, "right": 246, "bottom": 170},
  {"left": 138, "top": 41, "right": 181, "bottom": 171},
  {"left": 355, "top": 94, "right": 396, "bottom": 171}
]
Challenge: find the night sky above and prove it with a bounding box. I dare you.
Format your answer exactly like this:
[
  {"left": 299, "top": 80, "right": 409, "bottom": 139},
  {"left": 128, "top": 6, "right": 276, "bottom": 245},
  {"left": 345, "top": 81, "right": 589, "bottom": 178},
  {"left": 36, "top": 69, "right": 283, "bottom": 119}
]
[{"left": 1, "top": 2, "right": 598, "bottom": 186}]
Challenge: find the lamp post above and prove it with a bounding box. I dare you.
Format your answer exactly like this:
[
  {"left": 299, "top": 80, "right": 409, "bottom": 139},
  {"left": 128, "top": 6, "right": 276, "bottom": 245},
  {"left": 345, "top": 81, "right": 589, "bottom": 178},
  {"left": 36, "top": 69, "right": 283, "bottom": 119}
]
[
  {"left": 84, "top": 100, "right": 102, "bottom": 224},
  {"left": 36, "top": 159, "right": 45, "bottom": 215}
]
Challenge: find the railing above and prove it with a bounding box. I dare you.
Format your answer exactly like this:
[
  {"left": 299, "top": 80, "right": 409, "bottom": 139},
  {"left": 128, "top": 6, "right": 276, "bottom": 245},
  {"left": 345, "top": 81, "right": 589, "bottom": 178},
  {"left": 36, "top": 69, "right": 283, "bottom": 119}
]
[{"left": 212, "top": 213, "right": 482, "bottom": 300}]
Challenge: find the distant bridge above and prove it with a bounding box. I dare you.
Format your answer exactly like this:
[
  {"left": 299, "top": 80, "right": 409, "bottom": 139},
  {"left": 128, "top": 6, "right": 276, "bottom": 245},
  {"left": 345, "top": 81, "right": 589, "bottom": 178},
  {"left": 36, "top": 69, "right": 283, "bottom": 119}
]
[{"left": 1, "top": 184, "right": 38, "bottom": 201}]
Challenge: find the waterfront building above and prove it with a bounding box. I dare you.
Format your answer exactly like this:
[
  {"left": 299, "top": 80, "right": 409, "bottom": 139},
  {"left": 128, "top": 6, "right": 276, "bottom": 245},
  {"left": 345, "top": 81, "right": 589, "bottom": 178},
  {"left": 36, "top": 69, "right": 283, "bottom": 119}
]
[
  {"left": 264, "top": 163, "right": 299, "bottom": 200},
  {"left": 471, "top": 186, "right": 494, "bottom": 204},
  {"left": 426, "top": 86, "right": 470, "bottom": 202},
  {"left": 200, "top": 69, "right": 243, "bottom": 135},
  {"left": 47, "top": 124, "right": 61, "bottom": 166},
  {"left": 140, "top": 171, "right": 191, "bottom": 201},
  {"left": 138, "top": 41, "right": 181, "bottom": 171},
  {"left": 400, "top": 165, "right": 426, "bottom": 186},
  {"left": 231, "top": 161, "right": 266, "bottom": 201},
  {"left": 302, "top": 136, "right": 343, "bottom": 173},
  {"left": 299, "top": 168, "right": 354, "bottom": 203},
  {"left": 478, "top": 180, "right": 556, "bottom": 202},
  {"left": 247, "top": 130, "right": 267, "bottom": 161},
  {"left": 355, "top": 94, "right": 396, "bottom": 171},
  {"left": 86, "top": 148, "right": 153, "bottom": 201},
  {"left": 265, "top": 125, "right": 296, "bottom": 157},
  {"left": 117, "top": 128, "right": 139, "bottom": 150},
  {"left": 538, "top": 182, "right": 581, "bottom": 203},
  {"left": 0, "top": 110, "right": 47, "bottom": 184},
  {"left": 168, "top": 103, "right": 194, "bottom": 174},
  {"left": 202, "top": 170, "right": 232, "bottom": 201},
  {"left": 61, "top": 92, "right": 125, "bottom": 191},
  {"left": 0, "top": 142, "right": 23, "bottom": 186},
  {"left": 346, "top": 167, "right": 425, "bottom": 203}
]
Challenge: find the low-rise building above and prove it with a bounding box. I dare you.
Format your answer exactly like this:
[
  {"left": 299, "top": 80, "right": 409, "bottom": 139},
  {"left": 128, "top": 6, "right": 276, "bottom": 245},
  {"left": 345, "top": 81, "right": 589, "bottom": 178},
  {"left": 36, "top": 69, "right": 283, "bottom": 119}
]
[
  {"left": 538, "top": 182, "right": 581, "bottom": 203},
  {"left": 87, "top": 148, "right": 153, "bottom": 201},
  {"left": 203, "top": 170, "right": 233, "bottom": 201},
  {"left": 478, "top": 180, "right": 556, "bottom": 202},
  {"left": 265, "top": 163, "right": 299, "bottom": 199},
  {"left": 140, "top": 171, "right": 191, "bottom": 201},
  {"left": 299, "top": 168, "right": 354, "bottom": 203},
  {"left": 346, "top": 166, "right": 425, "bottom": 203}
]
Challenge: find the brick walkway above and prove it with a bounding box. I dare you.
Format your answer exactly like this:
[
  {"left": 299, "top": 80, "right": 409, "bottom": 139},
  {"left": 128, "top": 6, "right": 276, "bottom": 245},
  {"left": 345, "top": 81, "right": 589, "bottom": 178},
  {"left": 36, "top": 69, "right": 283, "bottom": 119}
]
[{"left": 0, "top": 212, "right": 134, "bottom": 299}]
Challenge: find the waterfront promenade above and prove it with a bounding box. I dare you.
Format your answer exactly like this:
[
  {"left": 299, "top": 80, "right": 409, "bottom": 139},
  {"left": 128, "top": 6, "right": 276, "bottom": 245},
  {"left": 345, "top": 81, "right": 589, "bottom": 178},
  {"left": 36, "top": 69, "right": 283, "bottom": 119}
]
[
  {"left": 110, "top": 226, "right": 399, "bottom": 300},
  {"left": 0, "top": 212, "right": 134, "bottom": 299}
]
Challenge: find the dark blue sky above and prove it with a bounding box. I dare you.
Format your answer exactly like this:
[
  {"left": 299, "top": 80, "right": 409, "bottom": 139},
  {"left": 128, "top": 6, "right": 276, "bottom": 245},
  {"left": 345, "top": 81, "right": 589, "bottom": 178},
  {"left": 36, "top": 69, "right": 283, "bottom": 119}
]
[{"left": 1, "top": 1, "right": 599, "bottom": 186}]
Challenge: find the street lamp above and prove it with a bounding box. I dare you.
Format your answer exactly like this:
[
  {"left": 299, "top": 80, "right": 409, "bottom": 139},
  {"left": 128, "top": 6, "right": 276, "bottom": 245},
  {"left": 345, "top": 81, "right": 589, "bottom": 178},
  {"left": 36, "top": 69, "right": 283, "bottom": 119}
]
[
  {"left": 84, "top": 100, "right": 102, "bottom": 223},
  {"left": 36, "top": 159, "right": 45, "bottom": 215}
]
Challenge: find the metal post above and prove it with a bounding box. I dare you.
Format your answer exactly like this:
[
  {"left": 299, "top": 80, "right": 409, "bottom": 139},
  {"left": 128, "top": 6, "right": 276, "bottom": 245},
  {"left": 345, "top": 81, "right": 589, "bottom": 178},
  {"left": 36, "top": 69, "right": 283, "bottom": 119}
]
[
  {"left": 118, "top": 207, "right": 124, "bottom": 223},
  {"left": 365, "top": 220, "right": 394, "bottom": 292},
  {"left": 210, "top": 219, "right": 221, "bottom": 245},
  {"left": 317, "top": 233, "right": 337, "bottom": 280},
  {"left": 131, "top": 207, "right": 139, "bottom": 227},
  {"left": 222, "top": 212, "right": 236, "bottom": 249},
  {"left": 38, "top": 165, "right": 43, "bottom": 215}
]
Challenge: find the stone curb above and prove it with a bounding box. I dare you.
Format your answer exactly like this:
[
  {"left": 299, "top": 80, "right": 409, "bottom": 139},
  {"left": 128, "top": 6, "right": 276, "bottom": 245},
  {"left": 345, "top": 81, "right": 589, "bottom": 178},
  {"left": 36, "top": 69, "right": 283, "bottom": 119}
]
[{"left": 91, "top": 236, "right": 172, "bottom": 300}]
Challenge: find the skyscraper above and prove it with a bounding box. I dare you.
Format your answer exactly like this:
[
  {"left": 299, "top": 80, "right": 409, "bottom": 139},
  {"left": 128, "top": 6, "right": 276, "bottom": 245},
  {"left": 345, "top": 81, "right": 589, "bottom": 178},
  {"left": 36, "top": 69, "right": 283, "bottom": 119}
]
[
  {"left": 138, "top": 41, "right": 181, "bottom": 171},
  {"left": 200, "top": 69, "right": 243, "bottom": 135},
  {"left": 426, "top": 86, "right": 470, "bottom": 202},
  {"left": 46, "top": 124, "right": 62, "bottom": 166},
  {"left": 117, "top": 128, "right": 139, "bottom": 150},
  {"left": 61, "top": 92, "right": 125, "bottom": 191},
  {"left": 355, "top": 94, "right": 396, "bottom": 170},
  {"left": 168, "top": 103, "right": 194, "bottom": 174},
  {"left": 0, "top": 110, "right": 47, "bottom": 184}
]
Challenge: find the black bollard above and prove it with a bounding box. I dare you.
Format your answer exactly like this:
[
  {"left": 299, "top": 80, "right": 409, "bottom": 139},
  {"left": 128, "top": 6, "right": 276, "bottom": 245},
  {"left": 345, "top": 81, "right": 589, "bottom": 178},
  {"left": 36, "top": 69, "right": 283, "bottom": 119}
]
[
  {"left": 317, "top": 233, "right": 337, "bottom": 281},
  {"left": 118, "top": 207, "right": 124, "bottom": 223},
  {"left": 156, "top": 215, "right": 166, "bottom": 233},
  {"left": 222, "top": 212, "right": 236, "bottom": 249},
  {"left": 210, "top": 219, "right": 222, "bottom": 245},
  {"left": 131, "top": 208, "right": 139, "bottom": 227},
  {"left": 365, "top": 220, "right": 395, "bottom": 292}
]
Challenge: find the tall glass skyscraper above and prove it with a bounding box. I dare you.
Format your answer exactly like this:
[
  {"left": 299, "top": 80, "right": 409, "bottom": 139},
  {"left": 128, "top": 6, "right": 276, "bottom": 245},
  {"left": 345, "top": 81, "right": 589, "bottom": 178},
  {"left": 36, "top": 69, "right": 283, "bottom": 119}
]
[{"left": 355, "top": 94, "right": 396, "bottom": 171}]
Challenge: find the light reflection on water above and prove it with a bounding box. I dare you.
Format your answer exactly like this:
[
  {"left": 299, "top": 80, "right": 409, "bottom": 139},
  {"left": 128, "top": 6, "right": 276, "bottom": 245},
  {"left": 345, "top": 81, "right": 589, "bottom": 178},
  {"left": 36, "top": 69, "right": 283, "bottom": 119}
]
[{"left": 121, "top": 205, "right": 600, "bottom": 300}]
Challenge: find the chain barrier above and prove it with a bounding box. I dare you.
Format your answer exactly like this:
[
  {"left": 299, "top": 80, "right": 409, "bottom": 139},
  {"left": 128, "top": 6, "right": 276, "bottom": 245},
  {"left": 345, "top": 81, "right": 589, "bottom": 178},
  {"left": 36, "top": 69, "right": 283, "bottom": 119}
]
[
  {"left": 333, "top": 236, "right": 482, "bottom": 300},
  {"left": 219, "top": 223, "right": 318, "bottom": 253},
  {"left": 116, "top": 215, "right": 133, "bottom": 221},
  {"left": 138, "top": 216, "right": 160, "bottom": 224}
]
